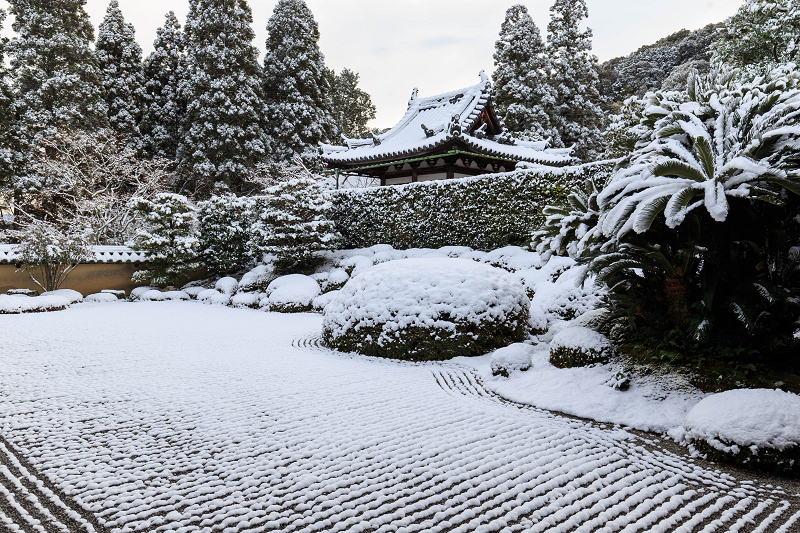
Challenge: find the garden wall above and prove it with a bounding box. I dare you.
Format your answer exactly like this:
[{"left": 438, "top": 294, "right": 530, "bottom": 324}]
[{"left": 329, "top": 161, "right": 616, "bottom": 251}]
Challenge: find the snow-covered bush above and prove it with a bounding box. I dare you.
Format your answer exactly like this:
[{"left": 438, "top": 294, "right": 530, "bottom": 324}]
[
  {"left": 0, "top": 294, "right": 70, "bottom": 314},
  {"left": 197, "top": 195, "right": 253, "bottom": 277},
  {"left": 330, "top": 163, "right": 614, "bottom": 251},
  {"left": 140, "top": 289, "right": 190, "bottom": 302},
  {"left": 129, "top": 193, "right": 199, "bottom": 287},
  {"left": 249, "top": 162, "right": 339, "bottom": 275},
  {"left": 549, "top": 327, "right": 614, "bottom": 368},
  {"left": 683, "top": 389, "right": 800, "bottom": 475},
  {"left": 16, "top": 221, "right": 90, "bottom": 292},
  {"left": 238, "top": 264, "right": 276, "bottom": 293},
  {"left": 322, "top": 258, "right": 530, "bottom": 361},
  {"left": 490, "top": 343, "right": 534, "bottom": 378},
  {"left": 261, "top": 274, "right": 320, "bottom": 312},
  {"left": 85, "top": 292, "right": 120, "bottom": 303}
]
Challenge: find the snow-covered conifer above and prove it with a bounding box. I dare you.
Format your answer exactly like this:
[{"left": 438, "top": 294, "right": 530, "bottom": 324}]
[
  {"left": 197, "top": 195, "right": 253, "bottom": 277},
  {"left": 0, "top": 9, "right": 21, "bottom": 193},
  {"left": 142, "top": 11, "right": 185, "bottom": 159},
  {"left": 94, "top": 0, "right": 146, "bottom": 148},
  {"left": 130, "top": 193, "right": 199, "bottom": 287},
  {"left": 7, "top": 0, "right": 107, "bottom": 138},
  {"left": 263, "top": 0, "right": 334, "bottom": 160},
  {"left": 546, "top": 0, "right": 605, "bottom": 160},
  {"left": 712, "top": 0, "right": 800, "bottom": 67},
  {"left": 178, "top": 0, "right": 266, "bottom": 192},
  {"left": 250, "top": 162, "right": 338, "bottom": 274},
  {"left": 492, "top": 4, "right": 558, "bottom": 142},
  {"left": 329, "top": 68, "right": 376, "bottom": 140}
]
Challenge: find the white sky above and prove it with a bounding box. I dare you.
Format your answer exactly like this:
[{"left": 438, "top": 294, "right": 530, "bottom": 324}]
[{"left": 0, "top": 0, "right": 742, "bottom": 129}]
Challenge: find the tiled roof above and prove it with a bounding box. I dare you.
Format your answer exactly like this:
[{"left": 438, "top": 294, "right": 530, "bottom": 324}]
[
  {"left": 322, "top": 72, "right": 574, "bottom": 167},
  {"left": 0, "top": 245, "right": 148, "bottom": 265}
]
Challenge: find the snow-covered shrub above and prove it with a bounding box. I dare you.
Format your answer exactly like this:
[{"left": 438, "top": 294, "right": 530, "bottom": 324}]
[
  {"left": 231, "top": 292, "right": 261, "bottom": 309},
  {"left": 322, "top": 258, "right": 530, "bottom": 361},
  {"left": 129, "top": 286, "right": 156, "bottom": 300},
  {"left": 330, "top": 163, "right": 615, "bottom": 251},
  {"left": 215, "top": 277, "right": 238, "bottom": 296},
  {"left": 197, "top": 195, "right": 253, "bottom": 277},
  {"left": 85, "top": 292, "right": 120, "bottom": 303},
  {"left": 549, "top": 327, "right": 614, "bottom": 368},
  {"left": 490, "top": 343, "right": 535, "bottom": 378},
  {"left": 129, "top": 193, "right": 199, "bottom": 287},
  {"left": 0, "top": 294, "right": 70, "bottom": 314},
  {"left": 237, "top": 264, "right": 276, "bottom": 293},
  {"left": 249, "top": 163, "right": 339, "bottom": 275},
  {"left": 261, "top": 274, "right": 320, "bottom": 313},
  {"left": 16, "top": 221, "right": 90, "bottom": 292},
  {"left": 683, "top": 389, "right": 800, "bottom": 475},
  {"left": 198, "top": 289, "right": 230, "bottom": 305},
  {"left": 140, "top": 289, "right": 190, "bottom": 301},
  {"left": 41, "top": 289, "right": 84, "bottom": 305}
]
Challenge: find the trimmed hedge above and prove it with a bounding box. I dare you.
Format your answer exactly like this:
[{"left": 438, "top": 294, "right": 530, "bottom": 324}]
[{"left": 329, "top": 162, "right": 616, "bottom": 251}]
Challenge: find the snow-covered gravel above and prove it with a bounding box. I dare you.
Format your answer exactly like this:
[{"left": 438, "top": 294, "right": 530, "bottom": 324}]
[{"left": 2, "top": 302, "right": 799, "bottom": 532}]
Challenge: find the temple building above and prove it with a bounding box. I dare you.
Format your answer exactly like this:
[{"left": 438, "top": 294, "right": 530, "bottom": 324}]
[{"left": 321, "top": 71, "right": 575, "bottom": 186}]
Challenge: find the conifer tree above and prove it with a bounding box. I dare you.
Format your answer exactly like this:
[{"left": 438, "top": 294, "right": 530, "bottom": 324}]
[
  {"left": 546, "top": 0, "right": 605, "bottom": 160},
  {"left": 178, "top": 0, "right": 267, "bottom": 193},
  {"left": 6, "top": 0, "right": 107, "bottom": 201},
  {"left": 0, "top": 9, "right": 20, "bottom": 195},
  {"left": 492, "top": 4, "right": 558, "bottom": 143},
  {"left": 142, "top": 11, "right": 185, "bottom": 159},
  {"left": 263, "top": 0, "right": 334, "bottom": 160},
  {"left": 712, "top": 0, "right": 800, "bottom": 67},
  {"left": 94, "top": 0, "right": 146, "bottom": 148},
  {"left": 7, "top": 0, "right": 107, "bottom": 138},
  {"left": 329, "top": 68, "right": 376, "bottom": 140}
]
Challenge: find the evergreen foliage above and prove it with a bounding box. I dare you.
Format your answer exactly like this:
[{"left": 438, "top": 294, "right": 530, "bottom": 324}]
[
  {"left": 492, "top": 4, "right": 558, "bottom": 142},
  {"left": 6, "top": 0, "right": 107, "bottom": 198},
  {"left": 250, "top": 162, "right": 339, "bottom": 275},
  {"left": 129, "top": 193, "right": 199, "bottom": 287},
  {"left": 263, "top": 0, "right": 334, "bottom": 160},
  {"left": 178, "top": 0, "right": 266, "bottom": 193},
  {"left": 546, "top": 0, "right": 605, "bottom": 160},
  {"left": 94, "top": 0, "right": 146, "bottom": 148},
  {"left": 712, "top": 0, "right": 800, "bottom": 67},
  {"left": 0, "top": 9, "right": 20, "bottom": 193},
  {"left": 328, "top": 68, "right": 376, "bottom": 140},
  {"left": 197, "top": 195, "right": 253, "bottom": 277},
  {"left": 142, "top": 12, "right": 186, "bottom": 159}
]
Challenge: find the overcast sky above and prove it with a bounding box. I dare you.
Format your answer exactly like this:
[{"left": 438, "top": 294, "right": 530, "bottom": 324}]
[{"left": 0, "top": 0, "right": 742, "bottom": 129}]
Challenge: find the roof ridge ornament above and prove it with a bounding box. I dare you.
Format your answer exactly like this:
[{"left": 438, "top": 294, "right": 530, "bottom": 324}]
[
  {"left": 479, "top": 70, "right": 488, "bottom": 84},
  {"left": 449, "top": 114, "right": 462, "bottom": 136},
  {"left": 408, "top": 87, "right": 419, "bottom": 107}
]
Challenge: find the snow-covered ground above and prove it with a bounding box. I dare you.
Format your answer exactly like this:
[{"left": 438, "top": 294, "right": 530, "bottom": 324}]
[{"left": 1, "top": 302, "right": 799, "bottom": 532}]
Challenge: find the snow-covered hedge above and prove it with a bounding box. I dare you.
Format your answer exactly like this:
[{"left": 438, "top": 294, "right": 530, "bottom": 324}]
[
  {"left": 260, "top": 274, "right": 320, "bottom": 312},
  {"left": 322, "top": 258, "right": 531, "bottom": 361},
  {"left": 490, "top": 343, "right": 534, "bottom": 377},
  {"left": 549, "top": 326, "right": 614, "bottom": 368},
  {"left": 683, "top": 389, "right": 800, "bottom": 475},
  {"left": 329, "top": 163, "right": 615, "bottom": 251}
]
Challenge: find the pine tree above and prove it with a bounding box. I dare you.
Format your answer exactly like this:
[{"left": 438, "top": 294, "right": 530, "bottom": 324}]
[
  {"left": 197, "top": 195, "right": 253, "bottom": 277},
  {"left": 546, "top": 0, "right": 605, "bottom": 160},
  {"left": 94, "top": 0, "right": 146, "bottom": 148},
  {"left": 0, "top": 9, "right": 20, "bottom": 196},
  {"left": 329, "top": 68, "right": 376, "bottom": 140},
  {"left": 263, "top": 0, "right": 334, "bottom": 160},
  {"left": 178, "top": 0, "right": 267, "bottom": 193},
  {"left": 142, "top": 11, "right": 186, "bottom": 159},
  {"left": 492, "top": 4, "right": 558, "bottom": 143}
]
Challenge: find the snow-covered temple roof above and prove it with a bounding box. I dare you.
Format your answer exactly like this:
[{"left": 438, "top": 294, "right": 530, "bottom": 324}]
[{"left": 322, "top": 71, "right": 574, "bottom": 169}]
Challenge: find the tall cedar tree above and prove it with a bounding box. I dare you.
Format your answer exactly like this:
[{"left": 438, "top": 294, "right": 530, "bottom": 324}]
[
  {"left": 142, "top": 12, "right": 186, "bottom": 159},
  {"left": 0, "top": 10, "right": 20, "bottom": 198},
  {"left": 329, "top": 68, "right": 376, "bottom": 140},
  {"left": 546, "top": 0, "right": 604, "bottom": 160},
  {"left": 263, "top": 0, "right": 334, "bottom": 160},
  {"left": 94, "top": 0, "right": 146, "bottom": 148},
  {"left": 492, "top": 4, "right": 559, "bottom": 144},
  {"left": 179, "top": 0, "right": 267, "bottom": 193},
  {"left": 5, "top": 0, "right": 107, "bottom": 206}
]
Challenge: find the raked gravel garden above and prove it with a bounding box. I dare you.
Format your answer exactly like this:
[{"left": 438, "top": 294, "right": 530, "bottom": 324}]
[{"left": 2, "top": 245, "right": 800, "bottom": 532}]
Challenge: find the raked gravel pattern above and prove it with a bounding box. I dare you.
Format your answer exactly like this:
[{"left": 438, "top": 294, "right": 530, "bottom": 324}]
[{"left": 1, "top": 301, "right": 799, "bottom": 533}]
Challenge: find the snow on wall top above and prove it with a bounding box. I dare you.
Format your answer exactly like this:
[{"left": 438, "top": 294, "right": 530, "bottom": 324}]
[
  {"left": 0, "top": 245, "right": 148, "bottom": 265},
  {"left": 322, "top": 72, "right": 573, "bottom": 167}
]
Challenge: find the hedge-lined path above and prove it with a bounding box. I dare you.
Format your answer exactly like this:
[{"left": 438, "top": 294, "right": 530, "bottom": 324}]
[{"left": 2, "top": 302, "right": 799, "bottom": 532}]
